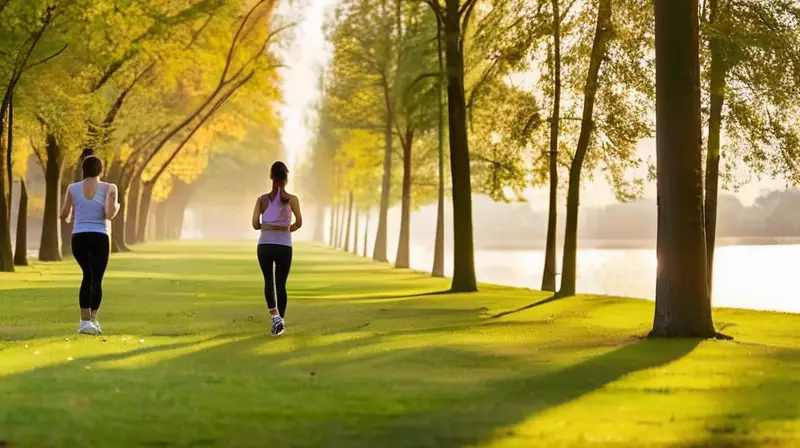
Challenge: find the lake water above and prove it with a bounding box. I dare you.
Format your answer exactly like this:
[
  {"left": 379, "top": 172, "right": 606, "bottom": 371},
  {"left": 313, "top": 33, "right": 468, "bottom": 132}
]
[{"left": 402, "top": 243, "right": 800, "bottom": 314}]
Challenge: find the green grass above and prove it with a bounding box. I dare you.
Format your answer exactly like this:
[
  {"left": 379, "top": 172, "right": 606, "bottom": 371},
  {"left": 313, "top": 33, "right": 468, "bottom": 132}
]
[{"left": 0, "top": 241, "right": 798, "bottom": 447}]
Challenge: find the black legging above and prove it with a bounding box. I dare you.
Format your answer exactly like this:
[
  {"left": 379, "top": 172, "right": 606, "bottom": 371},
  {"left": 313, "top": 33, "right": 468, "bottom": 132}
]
[
  {"left": 257, "top": 244, "right": 293, "bottom": 318},
  {"left": 72, "top": 232, "right": 110, "bottom": 311}
]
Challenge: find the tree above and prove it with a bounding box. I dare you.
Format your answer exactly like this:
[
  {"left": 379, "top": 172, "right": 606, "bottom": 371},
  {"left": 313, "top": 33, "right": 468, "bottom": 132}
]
[
  {"left": 0, "top": 4, "right": 59, "bottom": 271},
  {"left": 557, "top": 0, "right": 612, "bottom": 297},
  {"left": 426, "top": 0, "right": 479, "bottom": 292},
  {"left": 326, "top": 0, "right": 404, "bottom": 263},
  {"left": 431, "top": 14, "right": 447, "bottom": 278},
  {"left": 701, "top": 0, "right": 800, "bottom": 292},
  {"left": 651, "top": 0, "right": 716, "bottom": 338},
  {"left": 128, "top": 0, "right": 283, "bottom": 243},
  {"left": 391, "top": 1, "right": 438, "bottom": 269}
]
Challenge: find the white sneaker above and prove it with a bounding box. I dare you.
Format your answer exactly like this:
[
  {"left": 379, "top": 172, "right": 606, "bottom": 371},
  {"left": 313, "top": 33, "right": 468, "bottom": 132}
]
[
  {"left": 78, "top": 321, "right": 100, "bottom": 335},
  {"left": 92, "top": 321, "right": 102, "bottom": 334}
]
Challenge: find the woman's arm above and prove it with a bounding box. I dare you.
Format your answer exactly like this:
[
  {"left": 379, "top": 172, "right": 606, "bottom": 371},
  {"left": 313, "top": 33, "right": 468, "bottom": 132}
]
[
  {"left": 59, "top": 188, "right": 73, "bottom": 223},
  {"left": 289, "top": 196, "right": 303, "bottom": 232},
  {"left": 105, "top": 184, "right": 121, "bottom": 220},
  {"left": 251, "top": 196, "right": 263, "bottom": 230}
]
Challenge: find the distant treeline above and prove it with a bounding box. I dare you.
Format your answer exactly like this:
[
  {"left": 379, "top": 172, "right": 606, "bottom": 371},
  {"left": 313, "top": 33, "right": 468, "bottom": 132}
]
[{"left": 410, "top": 189, "right": 800, "bottom": 249}]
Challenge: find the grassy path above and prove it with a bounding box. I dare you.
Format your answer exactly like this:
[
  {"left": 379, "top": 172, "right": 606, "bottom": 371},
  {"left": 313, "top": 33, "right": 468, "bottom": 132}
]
[{"left": 1, "top": 242, "right": 798, "bottom": 447}]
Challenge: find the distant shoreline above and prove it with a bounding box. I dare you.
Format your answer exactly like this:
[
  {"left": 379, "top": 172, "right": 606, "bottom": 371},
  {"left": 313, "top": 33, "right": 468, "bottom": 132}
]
[{"left": 475, "top": 236, "right": 800, "bottom": 251}]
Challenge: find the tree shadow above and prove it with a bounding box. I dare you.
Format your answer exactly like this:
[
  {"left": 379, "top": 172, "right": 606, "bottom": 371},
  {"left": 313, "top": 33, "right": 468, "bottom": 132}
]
[
  {"left": 0, "top": 324, "right": 702, "bottom": 447},
  {"left": 678, "top": 346, "right": 800, "bottom": 447}
]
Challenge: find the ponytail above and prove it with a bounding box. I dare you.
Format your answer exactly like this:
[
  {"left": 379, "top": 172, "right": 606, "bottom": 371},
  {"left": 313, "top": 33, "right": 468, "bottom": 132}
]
[{"left": 280, "top": 188, "right": 291, "bottom": 204}]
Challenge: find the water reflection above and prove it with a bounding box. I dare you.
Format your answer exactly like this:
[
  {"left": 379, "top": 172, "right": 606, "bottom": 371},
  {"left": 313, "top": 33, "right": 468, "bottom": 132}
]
[{"left": 406, "top": 244, "right": 799, "bottom": 314}]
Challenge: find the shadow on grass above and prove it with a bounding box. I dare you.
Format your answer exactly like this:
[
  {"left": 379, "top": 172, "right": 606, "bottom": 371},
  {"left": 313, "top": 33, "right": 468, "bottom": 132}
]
[
  {"left": 490, "top": 294, "right": 560, "bottom": 319},
  {"left": 679, "top": 345, "right": 800, "bottom": 448},
  {"left": 0, "top": 324, "right": 702, "bottom": 447}
]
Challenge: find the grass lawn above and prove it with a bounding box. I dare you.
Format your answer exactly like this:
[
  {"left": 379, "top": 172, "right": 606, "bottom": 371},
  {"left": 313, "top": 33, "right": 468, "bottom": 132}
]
[{"left": 0, "top": 241, "right": 798, "bottom": 447}]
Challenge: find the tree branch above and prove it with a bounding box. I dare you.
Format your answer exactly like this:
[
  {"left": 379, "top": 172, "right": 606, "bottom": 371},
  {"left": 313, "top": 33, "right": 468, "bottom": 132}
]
[{"left": 23, "top": 44, "right": 68, "bottom": 72}]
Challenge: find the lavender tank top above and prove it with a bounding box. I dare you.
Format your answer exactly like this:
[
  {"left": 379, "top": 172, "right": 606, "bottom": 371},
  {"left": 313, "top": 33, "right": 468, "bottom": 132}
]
[{"left": 258, "top": 189, "right": 292, "bottom": 247}]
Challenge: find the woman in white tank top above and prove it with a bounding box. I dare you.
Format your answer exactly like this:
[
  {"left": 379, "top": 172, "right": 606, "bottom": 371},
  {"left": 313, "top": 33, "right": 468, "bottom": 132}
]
[
  {"left": 59, "top": 154, "right": 120, "bottom": 335},
  {"left": 251, "top": 161, "right": 303, "bottom": 336}
]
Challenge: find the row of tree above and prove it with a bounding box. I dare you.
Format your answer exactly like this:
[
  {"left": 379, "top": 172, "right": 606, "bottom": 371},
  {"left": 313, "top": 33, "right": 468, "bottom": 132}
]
[
  {"left": 1, "top": 0, "right": 285, "bottom": 271},
  {"left": 304, "top": 0, "right": 800, "bottom": 337}
]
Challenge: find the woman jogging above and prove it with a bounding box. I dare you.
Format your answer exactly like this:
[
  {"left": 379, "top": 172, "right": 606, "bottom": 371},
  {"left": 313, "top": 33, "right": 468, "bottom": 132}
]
[
  {"left": 251, "top": 161, "right": 303, "bottom": 336},
  {"left": 60, "top": 155, "right": 120, "bottom": 335}
]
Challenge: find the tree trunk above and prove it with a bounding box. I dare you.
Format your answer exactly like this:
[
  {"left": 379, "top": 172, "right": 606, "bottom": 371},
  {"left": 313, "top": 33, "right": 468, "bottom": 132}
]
[
  {"left": 558, "top": 0, "right": 612, "bottom": 297},
  {"left": 14, "top": 179, "right": 28, "bottom": 266},
  {"left": 329, "top": 204, "right": 337, "bottom": 246},
  {"left": 337, "top": 200, "right": 347, "bottom": 249},
  {"left": 542, "top": 0, "right": 562, "bottom": 293},
  {"left": 6, "top": 93, "right": 13, "bottom": 217},
  {"left": 352, "top": 208, "right": 360, "bottom": 255},
  {"left": 59, "top": 178, "right": 72, "bottom": 258},
  {"left": 313, "top": 202, "right": 326, "bottom": 243},
  {"left": 111, "top": 179, "right": 130, "bottom": 253},
  {"left": 60, "top": 162, "right": 81, "bottom": 258},
  {"left": 704, "top": 0, "right": 726, "bottom": 296},
  {"left": 373, "top": 91, "right": 393, "bottom": 262},
  {"left": 0, "top": 135, "right": 12, "bottom": 272},
  {"left": 651, "top": 0, "right": 716, "bottom": 338},
  {"left": 155, "top": 201, "right": 168, "bottom": 241},
  {"left": 395, "top": 129, "right": 413, "bottom": 269},
  {"left": 106, "top": 160, "right": 123, "bottom": 253},
  {"left": 344, "top": 191, "right": 353, "bottom": 252},
  {"left": 432, "top": 16, "right": 446, "bottom": 278},
  {"left": 363, "top": 211, "right": 369, "bottom": 258},
  {"left": 126, "top": 176, "right": 141, "bottom": 245},
  {"left": 137, "top": 182, "right": 154, "bottom": 244},
  {"left": 444, "top": 0, "right": 477, "bottom": 292},
  {"left": 39, "top": 134, "right": 62, "bottom": 262}
]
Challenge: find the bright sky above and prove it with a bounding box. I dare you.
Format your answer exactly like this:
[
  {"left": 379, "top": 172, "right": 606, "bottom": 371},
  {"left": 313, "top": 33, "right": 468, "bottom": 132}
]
[
  {"left": 277, "top": 1, "right": 786, "bottom": 210},
  {"left": 277, "top": 0, "right": 333, "bottom": 172}
]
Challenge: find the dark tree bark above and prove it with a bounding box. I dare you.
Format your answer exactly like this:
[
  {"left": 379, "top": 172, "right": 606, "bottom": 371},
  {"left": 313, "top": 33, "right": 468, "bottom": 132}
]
[
  {"left": 704, "top": 0, "right": 727, "bottom": 296},
  {"left": 126, "top": 176, "right": 141, "bottom": 245},
  {"left": 558, "top": 0, "right": 612, "bottom": 297},
  {"left": 432, "top": 15, "right": 446, "bottom": 278},
  {"left": 13, "top": 179, "right": 29, "bottom": 266},
  {"left": 373, "top": 85, "right": 393, "bottom": 262},
  {"left": 137, "top": 182, "right": 154, "bottom": 244},
  {"left": 651, "top": 0, "right": 716, "bottom": 338},
  {"left": 39, "top": 134, "right": 63, "bottom": 262},
  {"left": 110, "top": 170, "right": 131, "bottom": 252},
  {"left": 395, "top": 129, "right": 414, "bottom": 269},
  {"left": 442, "top": 0, "right": 478, "bottom": 292},
  {"left": 60, "top": 161, "right": 82, "bottom": 258},
  {"left": 0, "top": 136, "right": 11, "bottom": 272},
  {"left": 106, "top": 160, "right": 123, "bottom": 252},
  {"left": 6, "top": 93, "right": 12, "bottom": 213},
  {"left": 344, "top": 191, "right": 353, "bottom": 252},
  {"left": 541, "top": 0, "right": 562, "bottom": 293}
]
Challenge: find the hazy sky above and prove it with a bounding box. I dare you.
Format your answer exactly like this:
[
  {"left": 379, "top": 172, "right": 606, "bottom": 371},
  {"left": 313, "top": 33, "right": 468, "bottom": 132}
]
[{"left": 278, "top": 1, "right": 787, "bottom": 210}]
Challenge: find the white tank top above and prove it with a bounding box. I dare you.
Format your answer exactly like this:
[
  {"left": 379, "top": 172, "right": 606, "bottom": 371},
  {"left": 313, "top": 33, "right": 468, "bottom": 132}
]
[{"left": 70, "top": 181, "right": 109, "bottom": 235}]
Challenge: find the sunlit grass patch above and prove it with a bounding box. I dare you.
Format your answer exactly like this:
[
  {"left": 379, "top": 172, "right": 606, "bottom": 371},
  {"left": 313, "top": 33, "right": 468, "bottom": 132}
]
[{"left": 0, "top": 242, "right": 798, "bottom": 447}]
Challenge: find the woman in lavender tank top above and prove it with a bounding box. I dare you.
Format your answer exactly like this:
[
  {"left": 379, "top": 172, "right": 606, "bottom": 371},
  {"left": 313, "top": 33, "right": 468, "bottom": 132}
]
[{"left": 251, "top": 161, "right": 303, "bottom": 336}]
